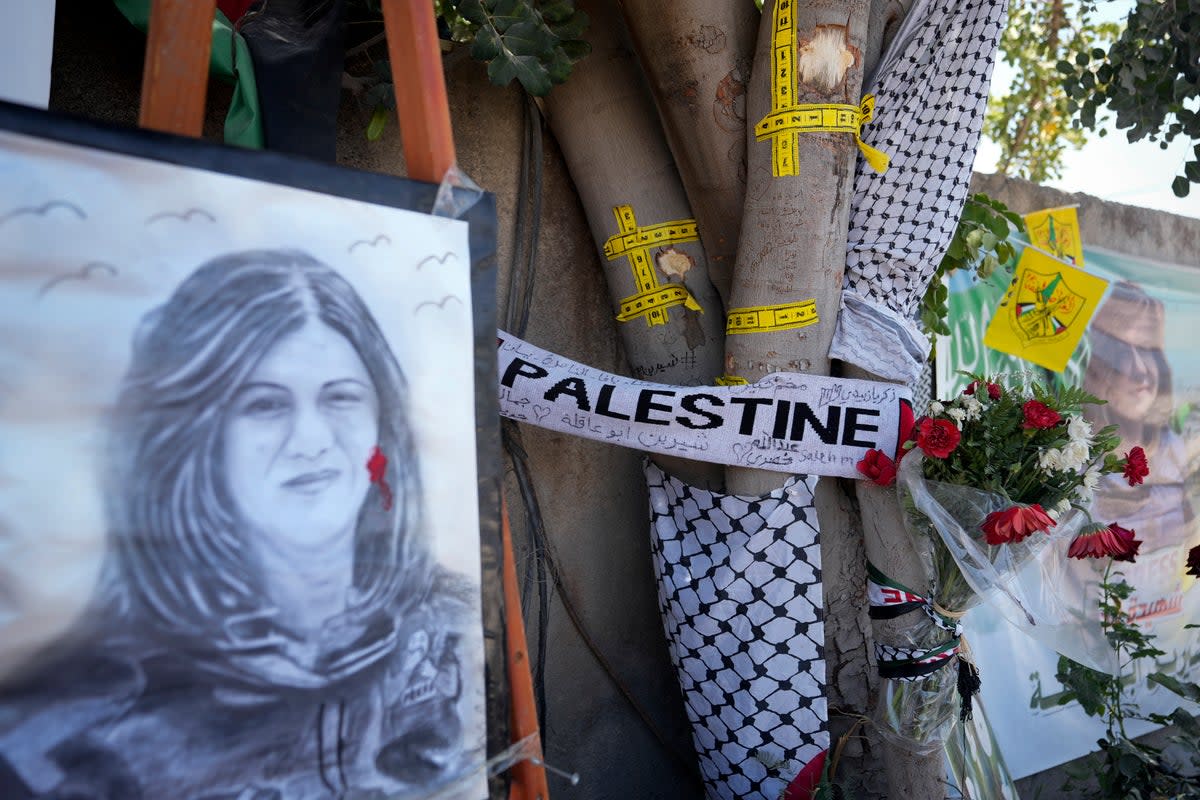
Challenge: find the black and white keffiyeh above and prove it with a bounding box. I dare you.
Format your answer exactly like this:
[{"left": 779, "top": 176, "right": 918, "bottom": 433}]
[
  {"left": 829, "top": 0, "right": 1010, "bottom": 383},
  {"left": 645, "top": 461, "right": 825, "bottom": 800}
]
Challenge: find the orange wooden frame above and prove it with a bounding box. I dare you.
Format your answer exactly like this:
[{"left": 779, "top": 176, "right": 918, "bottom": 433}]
[{"left": 136, "top": 1, "right": 544, "bottom": 796}]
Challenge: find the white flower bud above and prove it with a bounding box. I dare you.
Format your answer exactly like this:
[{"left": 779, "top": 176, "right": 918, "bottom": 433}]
[
  {"left": 1061, "top": 440, "right": 1090, "bottom": 471},
  {"left": 1039, "top": 448, "right": 1064, "bottom": 472},
  {"left": 961, "top": 395, "right": 983, "bottom": 421}
]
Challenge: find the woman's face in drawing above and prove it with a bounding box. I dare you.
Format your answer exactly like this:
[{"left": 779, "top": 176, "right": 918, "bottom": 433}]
[{"left": 223, "top": 319, "right": 379, "bottom": 554}]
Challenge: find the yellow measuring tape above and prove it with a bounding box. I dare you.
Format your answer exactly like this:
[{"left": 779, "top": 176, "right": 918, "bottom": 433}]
[
  {"left": 604, "top": 205, "right": 703, "bottom": 327},
  {"left": 757, "top": 0, "right": 890, "bottom": 177},
  {"left": 726, "top": 300, "right": 819, "bottom": 335},
  {"left": 715, "top": 375, "right": 749, "bottom": 386}
]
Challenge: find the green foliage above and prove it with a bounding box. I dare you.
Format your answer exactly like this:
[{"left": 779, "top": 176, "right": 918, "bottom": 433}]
[
  {"left": 451, "top": 0, "right": 590, "bottom": 96},
  {"left": 917, "top": 372, "right": 1121, "bottom": 509},
  {"left": 346, "top": 0, "right": 589, "bottom": 139},
  {"left": 1061, "top": 0, "right": 1200, "bottom": 197},
  {"left": 1053, "top": 570, "right": 1200, "bottom": 799},
  {"left": 920, "top": 193, "right": 1024, "bottom": 340},
  {"left": 987, "top": 0, "right": 1120, "bottom": 182}
]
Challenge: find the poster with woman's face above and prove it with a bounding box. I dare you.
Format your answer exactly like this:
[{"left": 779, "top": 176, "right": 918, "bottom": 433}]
[
  {"left": 0, "top": 115, "right": 489, "bottom": 799},
  {"left": 938, "top": 243, "right": 1200, "bottom": 779}
]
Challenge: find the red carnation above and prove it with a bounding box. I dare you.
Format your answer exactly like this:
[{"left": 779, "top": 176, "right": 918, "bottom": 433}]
[
  {"left": 1068, "top": 523, "right": 1141, "bottom": 562},
  {"left": 963, "top": 380, "right": 1000, "bottom": 400},
  {"left": 1123, "top": 446, "right": 1150, "bottom": 486},
  {"left": 916, "top": 418, "right": 961, "bottom": 459},
  {"left": 1187, "top": 545, "right": 1200, "bottom": 578},
  {"left": 981, "top": 504, "right": 1056, "bottom": 545},
  {"left": 857, "top": 449, "right": 897, "bottom": 486},
  {"left": 1022, "top": 400, "right": 1062, "bottom": 430},
  {"left": 896, "top": 400, "right": 916, "bottom": 462}
]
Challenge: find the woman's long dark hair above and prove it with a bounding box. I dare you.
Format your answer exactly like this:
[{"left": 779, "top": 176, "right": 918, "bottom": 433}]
[{"left": 105, "top": 250, "right": 426, "bottom": 686}]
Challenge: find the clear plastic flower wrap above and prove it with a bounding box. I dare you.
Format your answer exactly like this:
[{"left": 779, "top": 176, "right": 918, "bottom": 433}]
[{"left": 874, "top": 453, "right": 1114, "bottom": 753}]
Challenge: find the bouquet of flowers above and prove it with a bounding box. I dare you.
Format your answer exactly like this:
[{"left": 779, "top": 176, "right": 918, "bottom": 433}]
[{"left": 858, "top": 374, "right": 1150, "bottom": 751}]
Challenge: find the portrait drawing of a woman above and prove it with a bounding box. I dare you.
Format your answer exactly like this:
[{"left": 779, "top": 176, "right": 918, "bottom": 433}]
[{"left": 0, "top": 250, "right": 481, "bottom": 800}]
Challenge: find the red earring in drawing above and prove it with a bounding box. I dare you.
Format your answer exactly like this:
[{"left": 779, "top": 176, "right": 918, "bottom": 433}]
[{"left": 367, "top": 446, "right": 394, "bottom": 511}]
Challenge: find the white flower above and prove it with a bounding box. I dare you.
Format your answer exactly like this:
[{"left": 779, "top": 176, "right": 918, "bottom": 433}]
[
  {"left": 961, "top": 395, "right": 983, "bottom": 421},
  {"left": 1047, "top": 506, "right": 1060, "bottom": 521},
  {"left": 1039, "top": 448, "right": 1064, "bottom": 472},
  {"left": 947, "top": 407, "right": 967, "bottom": 428},
  {"left": 928, "top": 401, "right": 945, "bottom": 416},
  {"left": 1061, "top": 440, "right": 1091, "bottom": 471},
  {"left": 1067, "top": 416, "right": 1092, "bottom": 444},
  {"left": 1075, "top": 468, "right": 1102, "bottom": 503}
]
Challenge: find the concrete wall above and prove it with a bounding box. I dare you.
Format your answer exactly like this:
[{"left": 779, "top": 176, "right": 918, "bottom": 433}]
[{"left": 971, "top": 172, "right": 1200, "bottom": 266}]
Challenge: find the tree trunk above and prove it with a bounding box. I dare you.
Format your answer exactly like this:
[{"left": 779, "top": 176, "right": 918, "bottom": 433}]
[
  {"left": 723, "top": 0, "right": 877, "bottom": 793},
  {"left": 618, "top": 0, "right": 757, "bottom": 306},
  {"left": 541, "top": 0, "right": 725, "bottom": 487},
  {"left": 845, "top": 412, "right": 949, "bottom": 800}
]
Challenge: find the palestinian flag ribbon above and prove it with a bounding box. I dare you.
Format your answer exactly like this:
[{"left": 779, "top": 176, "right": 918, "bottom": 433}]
[
  {"left": 868, "top": 562, "right": 982, "bottom": 720},
  {"left": 866, "top": 562, "right": 961, "bottom": 636},
  {"left": 874, "top": 640, "right": 961, "bottom": 681}
]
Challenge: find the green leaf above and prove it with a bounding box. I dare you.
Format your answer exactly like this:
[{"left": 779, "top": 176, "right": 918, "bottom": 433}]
[
  {"left": 470, "top": 24, "right": 503, "bottom": 60},
  {"left": 488, "top": 51, "right": 552, "bottom": 95},
  {"left": 558, "top": 38, "right": 591, "bottom": 61},
  {"left": 1168, "top": 707, "right": 1200, "bottom": 736},
  {"left": 549, "top": 9, "right": 588, "bottom": 41},
  {"left": 1148, "top": 672, "right": 1200, "bottom": 703},
  {"left": 986, "top": 214, "right": 1010, "bottom": 239},
  {"left": 456, "top": 0, "right": 488, "bottom": 26},
  {"left": 539, "top": 0, "right": 574, "bottom": 23},
  {"left": 503, "top": 19, "right": 557, "bottom": 56},
  {"left": 1117, "top": 752, "right": 1142, "bottom": 778},
  {"left": 366, "top": 105, "right": 389, "bottom": 141},
  {"left": 544, "top": 45, "right": 572, "bottom": 84}
]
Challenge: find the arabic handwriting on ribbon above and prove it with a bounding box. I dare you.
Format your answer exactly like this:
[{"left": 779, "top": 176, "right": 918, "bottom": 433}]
[
  {"left": 637, "top": 431, "right": 673, "bottom": 451},
  {"left": 561, "top": 412, "right": 588, "bottom": 430},
  {"left": 816, "top": 382, "right": 900, "bottom": 409},
  {"left": 605, "top": 426, "right": 631, "bottom": 442}
]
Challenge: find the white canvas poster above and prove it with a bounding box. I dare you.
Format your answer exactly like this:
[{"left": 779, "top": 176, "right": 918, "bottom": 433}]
[{"left": 0, "top": 125, "right": 488, "bottom": 799}]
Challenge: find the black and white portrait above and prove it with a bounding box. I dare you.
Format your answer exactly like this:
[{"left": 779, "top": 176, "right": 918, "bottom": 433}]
[{"left": 0, "top": 119, "right": 489, "bottom": 799}]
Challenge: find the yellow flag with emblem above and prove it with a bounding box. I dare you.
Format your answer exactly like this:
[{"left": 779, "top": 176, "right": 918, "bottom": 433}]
[
  {"left": 1024, "top": 206, "right": 1085, "bottom": 266},
  {"left": 983, "top": 247, "right": 1109, "bottom": 372}
]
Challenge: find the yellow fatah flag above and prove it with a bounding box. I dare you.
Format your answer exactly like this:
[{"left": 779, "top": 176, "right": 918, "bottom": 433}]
[
  {"left": 1024, "top": 206, "right": 1085, "bottom": 267},
  {"left": 984, "top": 247, "right": 1109, "bottom": 372}
]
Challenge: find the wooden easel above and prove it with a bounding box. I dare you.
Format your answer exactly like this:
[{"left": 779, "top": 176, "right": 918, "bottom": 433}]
[{"left": 136, "top": 3, "right": 548, "bottom": 798}]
